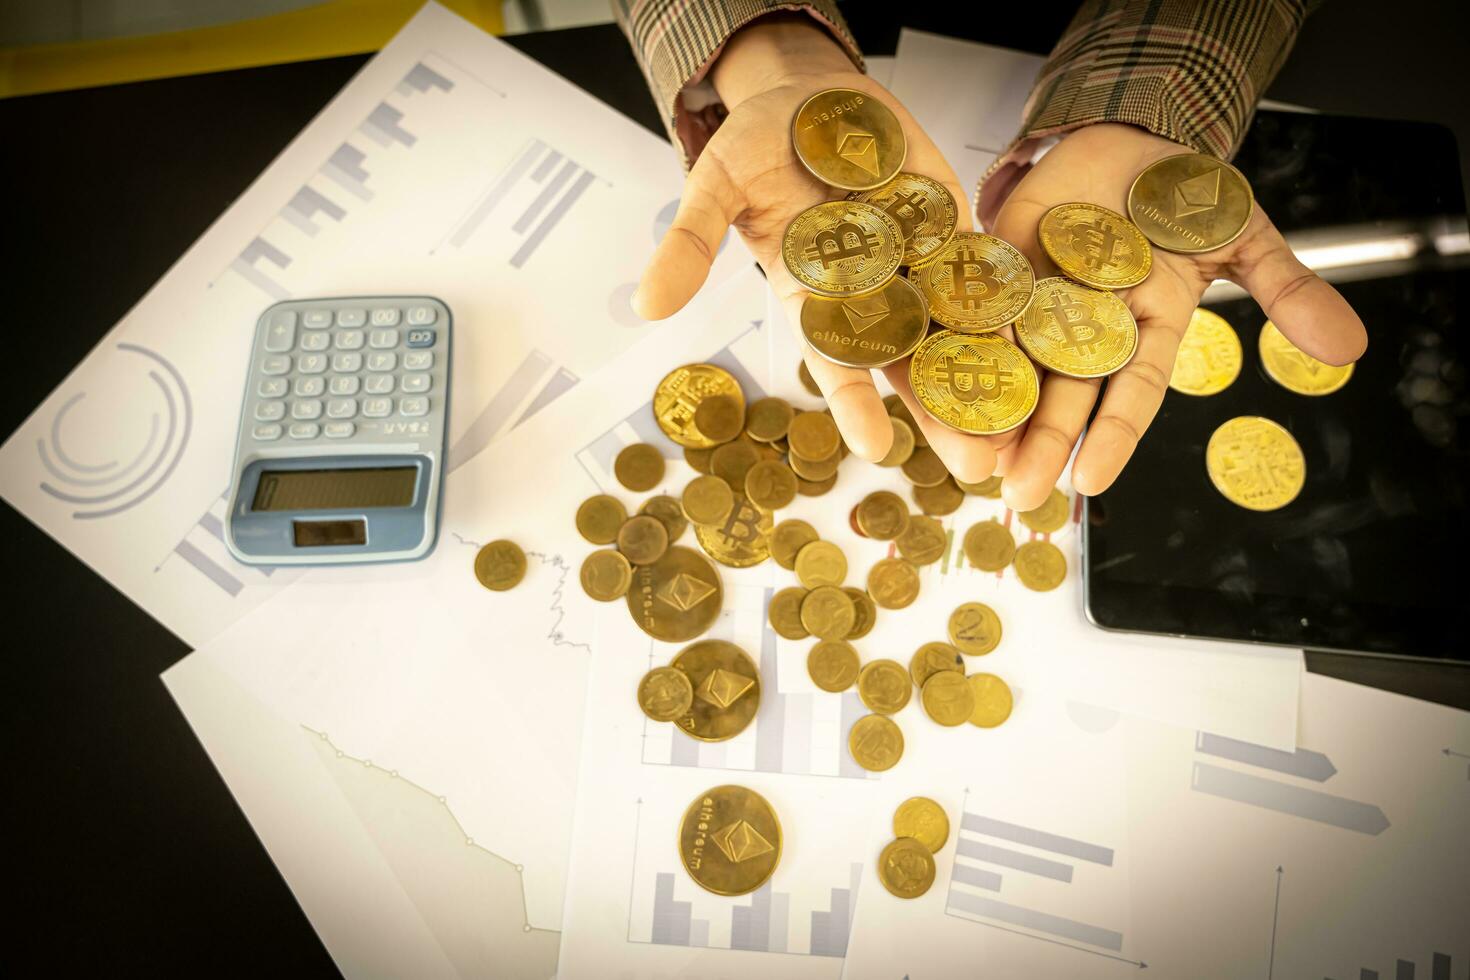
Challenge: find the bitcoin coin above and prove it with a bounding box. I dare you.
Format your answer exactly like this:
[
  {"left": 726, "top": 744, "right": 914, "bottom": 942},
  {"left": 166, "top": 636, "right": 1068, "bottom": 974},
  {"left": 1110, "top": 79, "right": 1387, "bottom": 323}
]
[
  {"left": 948, "top": 602, "right": 1001, "bottom": 656},
  {"left": 617, "top": 514, "right": 669, "bottom": 566},
  {"left": 671, "top": 640, "right": 761, "bottom": 742},
  {"left": 856, "top": 490, "right": 910, "bottom": 539},
  {"left": 878, "top": 837, "right": 935, "bottom": 898},
  {"left": 770, "top": 519, "right": 819, "bottom": 570},
  {"left": 1038, "top": 201, "right": 1153, "bottom": 289},
  {"left": 679, "top": 784, "right": 782, "bottom": 896},
  {"left": 858, "top": 659, "right": 912, "bottom": 714},
  {"left": 868, "top": 557, "right": 920, "bottom": 609},
  {"left": 798, "top": 360, "right": 822, "bottom": 397},
  {"left": 580, "top": 549, "right": 633, "bottom": 602},
  {"left": 791, "top": 87, "right": 907, "bottom": 191},
  {"left": 967, "top": 673, "right": 1014, "bottom": 728},
  {"left": 787, "top": 410, "right": 843, "bottom": 461},
  {"left": 1170, "top": 308, "right": 1242, "bottom": 396},
  {"left": 895, "top": 514, "right": 947, "bottom": 565},
  {"left": 653, "top": 363, "right": 746, "bottom": 448},
  {"left": 909, "top": 641, "right": 963, "bottom": 689},
  {"left": 807, "top": 639, "right": 861, "bottom": 692},
  {"left": 795, "top": 540, "right": 847, "bottom": 588},
  {"left": 695, "top": 494, "right": 772, "bottom": 567},
  {"left": 801, "top": 276, "right": 928, "bottom": 368},
  {"left": 711, "top": 439, "right": 761, "bottom": 489},
  {"left": 1128, "top": 152, "right": 1253, "bottom": 253},
  {"left": 957, "top": 475, "right": 1002, "bottom": 498},
  {"left": 1205, "top": 415, "right": 1306, "bottom": 511},
  {"left": 1018, "top": 487, "right": 1069, "bottom": 534},
  {"left": 910, "top": 331, "right": 1039, "bottom": 434},
  {"left": 851, "top": 172, "right": 959, "bottom": 266},
  {"left": 768, "top": 586, "right": 811, "bottom": 640},
  {"left": 800, "top": 585, "right": 858, "bottom": 641},
  {"left": 576, "top": 494, "right": 627, "bottom": 545},
  {"left": 783, "top": 201, "right": 904, "bottom": 297},
  {"left": 745, "top": 459, "right": 798, "bottom": 512},
  {"left": 692, "top": 394, "right": 745, "bottom": 444},
  {"left": 638, "top": 666, "right": 694, "bottom": 722},
  {"left": 844, "top": 587, "right": 878, "bottom": 640},
  {"left": 849, "top": 714, "right": 905, "bottom": 771},
  {"left": 1015, "top": 277, "right": 1138, "bottom": 379},
  {"left": 900, "top": 446, "right": 948, "bottom": 488},
  {"left": 627, "top": 545, "right": 723, "bottom": 642},
  {"left": 745, "top": 397, "right": 795, "bottom": 442},
  {"left": 893, "top": 797, "right": 950, "bottom": 853},
  {"left": 682, "top": 475, "right": 734, "bottom": 527},
  {"left": 1258, "top": 320, "right": 1354, "bottom": 395},
  {"left": 684, "top": 446, "right": 714, "bottom": 475},
  {"left": 473, "top": 539, "right": 526, "bottom": 591},
  {"left": 921, "top": 670, "right": 975, "bottom": 727},
  {"left": 877, "top": 416, "right": 916, "bottom": 467},
  {"left": 913, "top": 477, "right": 964, "bottom": 517},
  {"left": 1013, "top": 540, "right": 1067, "bottom": 592},
  {"left": 962, "top": 520, "right": 1015, "bottom": 571},
  {"left": 908, "top": 232, "right": 1035, "bottom": 333},
  {"left": 614, "top": 442, "right": 666, "bottom": 492},
  {"left": 639, "top": 494, "right": 688, "bottom": 544}
]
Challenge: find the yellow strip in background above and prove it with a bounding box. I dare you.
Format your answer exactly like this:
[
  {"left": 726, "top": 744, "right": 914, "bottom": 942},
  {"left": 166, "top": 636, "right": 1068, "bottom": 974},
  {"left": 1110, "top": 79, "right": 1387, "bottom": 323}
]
[{"left": 0, "top": 0, "right": 505, "bottom": 98}]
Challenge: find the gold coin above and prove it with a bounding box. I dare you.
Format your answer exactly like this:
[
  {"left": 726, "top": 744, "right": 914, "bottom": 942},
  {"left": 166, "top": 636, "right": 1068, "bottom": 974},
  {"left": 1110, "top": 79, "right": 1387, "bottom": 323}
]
[
  {"left": 1258, "top": 319, "right": 1353, "bottom": 395},
  {"left": 900, "top": 446, "right": 948, "bottom": 487},
  {"left": 910, "top": 331, "right": 1039, "bottom": 435},
  {"left": 909, "top": 641, "right": 963, "bottom": 689},
  {"left": 1018, "top": 487, "right": 1069, "bottom": 534},
  {"left": 844, "top": 587, "right": 878, "bottom": 639},
  {"left": 800, "top": 585, "right": 857, "bottom": 641},
  {"left": 653, "top": 363, "right": 746, "bottom": 448},
  {"left": 627, "top": 545, "right": 723, "bottom": 642},
  {"left": 921, "top": 670, "right": 975, "bottom": 727},
  {"left": 684, "top": 446, "right": 714, "bottom": 475},
  {"left": 855, "top": 490, "right": 910, "bottom": 539},
  {"left": 867, "top": 557, "right": 920, "bottom": 609},
  {"left": 913, "top": 477, "right": 964, "bottom": 517},
  {"left": 849, "top": 714, "right": 905, "bottom": 771},
  {"left": 1170, "top": 308, "right": 1242, "bottom": 396},
  {"left": 787, "top": 411, "right": 842, "bottom": 461},
  {"left": 967, "top": 673, "right": 1014, "bottom": 728},
  {"left": 770, "top": 519, "right": 819, "bottom": 570},
  {"left": 670, "top": 640, "right": 761, "bottom": 742},
  {"left": 858, "top": 659, "right": 912, "bottom": 714},
  {"left": 957, "top": 475, "right": 1002, "bottom": 497},
  {"left": 682, "top": 475, "right": 735, "bottom": 527},
  {"left": 788, "top": 446, "right": 841, "bottom": 481},
  {"left": 575, "top": 494, "right": 627, "bottom": 545},
  {"left": 850, "top": 172, "right": 958, "bottom": 266},
  {"left": 678, "top": 784, "right": 782, "bottom": 896},
  {"left": 1038, "top": 201, "right": 1153, "bottom": 289},
  {"left": 795, "top": 540, "right": 847, "bottom": 588},
  {"left": 791, "top": 87, "right": 907, "bottom": 191},
  {"left": 638, "top": 666, "right": 693, "bottom": 722},
  {"left": 877, "top": 416, "right": 916, "bottom": 467},
  {"left": 473, "top": 539, "right": 526, "bottom": 591},
  {"left": 614, "top": 442, "right": 666, "bottom": 492},
  {"left": 1013, "top": 540, "right": 1067, "bottom": 592},
  {"left": 768, "top": 586, "right": 810, "bottom": 640},
  {"left": 1015, "top": 277, "right": 1138, "bottom": 379},
  {"left": 692, "top": 393, "right": 745, "bottom": 445},
  {"left": 895, "top": 514, "right": 947, "bottom": 565},
  {"left": 886, "top": 395, "right": 928, "bottom": 447},
  {"left": 617, "top": 514, "right": 669, "bottom": 566},
  {"left": 745, "top": 459, "right": 798, "bottom": 512},
  {"left": 801, "top": 276, "right": 928, "bottom": 368},
  {"left": 797, "top": 473, "right": 838, "bottom": 497},
  {"left": 1205, "top": 415, "right": 1306, "bottom": 511},
  {"left": 711, "top": 439, "right": 761, "bottom": 489},
  {"left": 878, "top": 836, "right": 935, "bottom": 898},
  {"left": 745, "top": 397, "right": 795, "bottom": 442},
  {"left": 782, "top": 200, "right": 904, "bottom": 297},
  {"left": 695, "top": 494, "right": 772, "bottom": 567},
  {"left": 1127, "top": 152, "right": 1253, "bottom": 253},
  {"left": 948, "top": 602, "right": 1001, "bottom": 656},
  {"left": 638, "top": 494, "right": 688, "bottom": 544},
  {"left": 893, "top": 797, "right": 949, "bottom": 853},
  {"left": 908, "top": 232, "right": 1035, "bottom": 333},
  {"left": 580, "top": 548, "right": 633, "bottom": 601},
  {"left": 798, "top": 360, "right": 822, "bottom": 397},
  {"left": 807, "top": 639, "right": 861, "bottom": 692},
  {"left": 962, "top": 520, "right": 1015, "bottom": 571}
]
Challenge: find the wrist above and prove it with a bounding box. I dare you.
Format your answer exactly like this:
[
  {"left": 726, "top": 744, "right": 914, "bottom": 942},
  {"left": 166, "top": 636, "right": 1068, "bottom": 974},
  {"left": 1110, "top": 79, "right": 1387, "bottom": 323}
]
[{"left": 710, "top": 13, "right": 858, "bottom": 109}]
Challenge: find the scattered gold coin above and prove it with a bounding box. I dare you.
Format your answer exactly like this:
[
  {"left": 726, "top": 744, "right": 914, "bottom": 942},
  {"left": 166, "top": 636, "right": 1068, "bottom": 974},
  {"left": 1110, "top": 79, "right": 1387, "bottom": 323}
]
[
  {"left": 788, "top": 411, "right": 842, "bottom": 461},
  {"left": 692, "top": 394, "right": 746, "bottom": 444},
  {"left": 1018, "top": 487, "right": 1069, "bottom": 534},
  {"left": 745, "top": 459, "right": 799, "bottom": 512},
  {"left": 1128, "top": 152, "right": 1253, "bottom": 253},
  {"left": 1015, "top": 277, "right": 1138, "bottom": 379},
  {"left": 849, "top": 713, "right": 905, "bottom": 771},
  {"left": 614, "top": 442, "right": 666, "bottom": 492},
  {"left": 962, "top": 520, "right": 1015, "bottom": 571},
  {"left": 1013, "top": 540, "right": 1067, "bottom": 592},
  {"left": 900, "top": 446, "right": 948, "bottom": 488},
  {"left": 473, "top": 539, "right": 526, "bottom": 591},
  {"left": 807, "top": 639, "right": 861, "bottom": 692},
  {"left": 626, "top": 545, "right": 723, "bottom": 642},
  {"left": 967, "top": 673, "right": 1014, "bottom": 728},
  {"left": 877, "top": 416, "right": 916, "bottom": 467},
  {"left": 1205, "top": 415, "right": 1306, "bottom": 511},
  {"left": 909, "top": 641, "right": 963, "bottom": 689},
  {"left": 638, "top": 494, "right": 688, "bottom": 544},
  {"left": 745, "top": 397, "right": 795, "bottom": 442},
  {"left": 908, "top": 232, "right": 1035, "bottom": 333},
  {"left": 913, "top": 477, "right": 964, "bottom": 517},
  {"left": 653, "top": 363, "right": 745, "bottom": 448},
  {"left": 877, "top": 836, "right": 935, "bottom": 898},
  {"left": 683, "top": 446, "right": 714, "bottom": 475},
  {"left": 867, "top": 557, "right": 920, "bottom": 610},
  {"left": 795, "top": 539, "right": 848, "bottom": 588},
  {"left": 948, "top": 602, "right": 1002, "bottom": 656},
  {"left": 801, "top": 276, "right": 929, "bottom": 369},
  {"left": 850, "top": 172, "right": 959, "bottom": 266},
  {"left": 909, "top": 331, "right": 1039, "bottom": 435},
  {"left": 895, "top": 514, "right": 947, "bottom": 566},
  {"left": 798, "top": 360, "right": 822, "bottom": 397},
  {"left": 1170, "top": 308, "right": 1242, "bottom": 396},
  {"left": 617, "top": 514, "right": 670, "bottom": 566},
  {"left": 580, "top": 549, "right": 633, "bottom": 601},
  {"left": 893, "top": 797, "right": 950, "bottom": 853},
  {"left": 791, "top": 88, "right": 907, "bottom": 191},
  {"left": 1038, "top": 201, "right": 1152, "bottom": 289},
  {"left": 678, "top": 784, "right": 782, "bottom": 896},
  {"left": 855, "top": 490, "right": 910, "bottom": 539},
  {"left": 921, "top": 670, "right": 976, "bottom": 727},
  {"left": 711, "top": 439, "right": 761, "bottom": 489},
  {"left": 1258, "top": 319, "right": 1354, "bottom": 396},
  {"left": 800, "top": 585, "right": 858, "bottom": 641},
  {"left": 844, "top": 587, "right": 878, "bottom": 640},
  {"left": 670, "top": 639, "right": 762, "bottom": 742},
  {"left": 768, "top": 586, "right": 811, "bottom": 640},
  {"left": 576, "top": 494, "right": 627, "bottom": 545},
  {"left": 682, "top": 475, "right": 735, "bottom": 527},
  {"left": 957, "top": 475, "right": 1002, "bottom": 498},
  {"left": 770, "top": 519, "right": 819, "bottom": 570},
  {"left": 797, "top": 473, "right": 839, "bottom": 497},
  {"left": 694, "top": 494, "right": 772, "bottom": 568},
  {"left": 789, "top": 446, "right": 841, "bottom": 481},
  {"left": 782, "top": 200, "right": 904, "bottom": 297},
  {"left": 858, "top": 659, "right": 912, "bottom": 714},
  {"left": 638, "top": 666, "right": 694, "bottom": 722}
]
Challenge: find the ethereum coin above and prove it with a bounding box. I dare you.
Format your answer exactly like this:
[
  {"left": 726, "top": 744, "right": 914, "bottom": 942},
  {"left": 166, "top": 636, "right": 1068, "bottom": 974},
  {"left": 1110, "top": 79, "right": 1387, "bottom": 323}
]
[
  {"left": 1015, "top": 277, "right": 1138, "bottom": 379},
  {"left": 867, "top": 557, "right": 920, "bottom": 610},
  {"left": 967, "top": 673, "right": 1014, "bottom": 727},
  {"left": 858, "top": 658, "right": 912, "bottom": 714},
  {"left": 1170, "top": 308, "right": 1242, "bottom": 396},
  {"left": 1018, "top": 487, "right": 1069, "bottom": 534},
  {"left": 878, "top": 836, "right": 935, "bottom": 898},
  {"left": 638, "top": 666, "right": 693, "bottom": 722},
  {"left": 1205, "top": 415, "right": 1306, "bottom": 511},
  {"left": 1038, "top": 201, "right": 1152, "bottom": 289},
  {"left": 895, "top": 514, "right": 947, "bottom": 565},
  {"left": 791, "top": 87, "right": 906, "bottom": 191},
  {"left": 473, "top": 539, "right": 526, "bottom": 591},
  {"left": 909, "top": 641, "right": 963, "bottom": 689},
  {"left": 910, "top": 331, "right": 1039, "bottom": 435},
  {"left": 800, "top": 585, "right": 858, "bottom": 641},
  {"left": 801, "top": 276, "right": 928, "bottom": 368},
  {"left": 670, "top": 640, "right": 762, "bottom": 742},
  {"left": 807, "top": 639, "right": 861, "bottom": 692},
  {"left": 948, "top": 602, "right": 1001, "bottom": 656},
  {"left": 1128, "top": 152, "right": 1253, "bottom": 253},
  {"left": 893, "top": 797, "right": 950, "bottom": 853},
  {"left": 653, "top": 363, "right": 746, "bottom": 448},
  {"left": 1013, "top": 540, "right": 1067, "bottom": 592},
  {"left": 576, "top": 494, "right": 627, "bottom": 545},
  {"left": 1258, "top": 320, "right": 1353, "bottom": 396},
  {"left": 856, "top": 490, "right": 910, "bottom": 540},
  {"left": 782, "top": 200, "right": 903, "bottom": 297},
  {"left": 908, "top": 232, "right": 1035, "bottom": 333},
  {"left": 850, "top": 172, "right": 958, "bottom": 266},
  {"left": 614, "top": 442, "right": 666, "bottom": 492},
  {"left": 921, "top": 670, "right": 975, "bottom": 727},
  {"left": 770, "top": 519, "right": 819, "bottom": 570},
  {"left": 768, "top": 586, "right": 811, "bottom": 640},
  {"left": 627, "top": 545, "right": 723, "bottom": 642},
  {"left": 795, "top": 539, "right": 848, "bottom": 588},
  {"left": 617, "top": 514, "right": 670, "bottom": 566},
  {"left": 962, "top": 520, "right": 1015, "bottom": 571},
  {"left": 695, "top": 493, "right": 772, "bottom": 567},
  {"left": 679, "top": 784, "right": 782, "bottom": 896},
  {"left": 849, "top": 713, "right": 905, "bottom": 771},
  {"left": 580, "top": 548, "right": 633, "bottom": 602}
]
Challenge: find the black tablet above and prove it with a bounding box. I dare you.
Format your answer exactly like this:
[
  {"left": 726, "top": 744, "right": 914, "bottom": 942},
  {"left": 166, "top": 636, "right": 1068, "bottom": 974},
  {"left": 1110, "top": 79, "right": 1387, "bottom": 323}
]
[{"left": 1083, "top": 110, "right": 1468, "bottom": 661}]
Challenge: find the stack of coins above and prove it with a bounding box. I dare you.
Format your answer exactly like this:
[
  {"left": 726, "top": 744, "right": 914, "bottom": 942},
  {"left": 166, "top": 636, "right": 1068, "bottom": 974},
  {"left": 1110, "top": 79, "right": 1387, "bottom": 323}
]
[
  {"left": 638, "top": 639, "right": 763, "bottom": 742},
  {"left": 876, "top": 796, "right": 949, "bottom": 899}
]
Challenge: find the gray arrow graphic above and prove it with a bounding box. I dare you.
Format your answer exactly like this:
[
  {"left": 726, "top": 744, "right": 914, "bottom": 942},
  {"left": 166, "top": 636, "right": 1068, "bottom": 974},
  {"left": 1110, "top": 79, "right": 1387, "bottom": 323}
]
[
  {"left": 1196, "top": 732, "right": 1337, "bottom": 782},
  {"left": 1192, "top": 764, "right": 1390, "bottom": 835},
  {"left": 1267, "top": 866, "right": 1282, "bottom": 979}
]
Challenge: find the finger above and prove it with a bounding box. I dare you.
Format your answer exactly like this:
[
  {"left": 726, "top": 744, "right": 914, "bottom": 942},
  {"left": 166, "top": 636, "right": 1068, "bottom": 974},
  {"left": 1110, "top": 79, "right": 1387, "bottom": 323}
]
[
  {"left": 1229, "top": 214, "right": 1367, "bottom": 365},
  {"left": 1000, "top": 374, "right": 1102, "bottom": 510},
  {"left": 880, "top": 361, "right": 999, "bottom": 484},
  {"left": 634, "top": 155, "right": 741, "bottom": 320}
]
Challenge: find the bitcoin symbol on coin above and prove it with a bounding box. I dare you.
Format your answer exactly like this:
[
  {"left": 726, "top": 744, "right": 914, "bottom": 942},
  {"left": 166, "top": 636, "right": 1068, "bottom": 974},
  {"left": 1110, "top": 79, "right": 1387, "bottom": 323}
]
[
  {"left": 943, "top": 249, "right": 1002, "bottom": 311},
  {"left": 805, "top": 219, "right": 880, "bottom": 268},
  {"left": 1068, "top": 219, "right": 1121, "bottom": 271},
  {"left": 936, "top": 351, "right": 1012, "bottom": 404},
  {"left": 1044, "top": 290, "right": 1104, "bottom": 355},
  {"left": 882, "top": 190, "right": 929, "bottom": 240}
]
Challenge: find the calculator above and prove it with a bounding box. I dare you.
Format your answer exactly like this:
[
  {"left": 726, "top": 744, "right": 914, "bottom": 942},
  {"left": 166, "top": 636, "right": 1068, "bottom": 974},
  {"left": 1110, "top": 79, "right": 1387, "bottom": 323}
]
[{"left": 224, "top": 296, "right": 451, "bottom": 565}]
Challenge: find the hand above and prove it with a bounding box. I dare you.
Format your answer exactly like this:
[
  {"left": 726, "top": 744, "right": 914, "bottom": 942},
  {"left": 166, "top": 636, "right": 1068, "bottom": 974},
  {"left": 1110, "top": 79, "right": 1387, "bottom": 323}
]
[
  {"left": 633, "top": 15, "right": 999, "bottom": 481},
  {"left": 988, "top": 123, "right": 1368, "bottom": 511}
]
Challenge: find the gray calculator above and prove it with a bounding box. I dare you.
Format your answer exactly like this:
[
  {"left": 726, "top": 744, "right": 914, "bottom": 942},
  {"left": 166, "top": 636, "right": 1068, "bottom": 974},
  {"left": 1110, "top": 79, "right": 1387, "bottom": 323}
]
[{"left": 225, "top": 297, "right": 451, "bottom": 565}]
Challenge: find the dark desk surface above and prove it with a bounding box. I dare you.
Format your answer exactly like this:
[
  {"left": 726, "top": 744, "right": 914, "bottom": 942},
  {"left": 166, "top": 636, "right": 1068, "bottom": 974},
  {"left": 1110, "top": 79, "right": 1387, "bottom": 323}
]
[{"left": 2, "top": 2, "right": 1465, "bottom": 975}]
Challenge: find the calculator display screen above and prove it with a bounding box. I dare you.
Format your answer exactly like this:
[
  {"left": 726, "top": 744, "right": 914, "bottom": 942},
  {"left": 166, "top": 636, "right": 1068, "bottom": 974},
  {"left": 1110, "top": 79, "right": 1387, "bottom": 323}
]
[{"left": 252, "top": 467, "right": 417, "bottom": 512}]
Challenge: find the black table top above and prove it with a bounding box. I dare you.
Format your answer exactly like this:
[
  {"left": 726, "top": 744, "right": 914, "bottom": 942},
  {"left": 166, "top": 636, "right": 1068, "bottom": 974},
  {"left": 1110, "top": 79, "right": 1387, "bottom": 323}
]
[{"left": 3, "top": 3, "right": 1466, "bottom": 974}]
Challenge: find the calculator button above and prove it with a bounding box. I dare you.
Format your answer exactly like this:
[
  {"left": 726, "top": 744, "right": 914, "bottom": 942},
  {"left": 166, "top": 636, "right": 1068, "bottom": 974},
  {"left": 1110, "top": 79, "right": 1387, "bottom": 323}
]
[
  {"left": 264, "top": 313, "right": 296, "bottom": 352},
  {"left": 406, "top": 328, "right": 436, "bottom": 348},
  {"left": 331, "top": 352, "right": 362, "bottom": 373},
  {"left": 329, "top": 375, "right": 361, "bottom": 396},
  {"left": 258, "top": 378, "right": 288, "bottom": 398},
  {"left": 300, "top": 332, "right": 330, "bottom": 352},
  {"left": 254, "top": 401, "right": 286, "bottom": 422},
  {"left": 363, "top": 398, "right": 392, "bottom": 418},
  {"left": 406, "top": 305, "right": 437, "bottom": 325},
  {"left": 335, "top": 330, "right": 365, "bottom": 350},
  {"left": 401, "top": 373, "right": 431, "bottom": 393},
  {"left": 400, "top": 396, "right": 429, "bottom": 417},
  {"left": 368, "top": 328, "right": 399, "bottom": 349},
  {"left": 292, "top": 400, "right": 324, "bottom": 420},
  {"left": 294, "top": 376, "right": 325, "bottom": 397},
  {"left": 297, "top": 354, "right": 327, "bottom": 374},
  {"left": 336, "top": 308, "right": 366, "bottom": 327},
  {"left": 370, "top": 308, "right": 400, "bottom": 326},
  {"left": 252, "top": 423, "right": 282, "bottom": 441},
  {"left": 289, "top": 422, "right": 321, "bottom": 439},
  {"left": 262, "top": 354, "right": 291, "bottom": 375},
  {"left": 324, "top": 422, "right": 355, "bottom": 439},
  {"left": 364, "top": 374, "right": 395, "bottom": 395},
  {"left": 326, "top": 398, "right": 357, "bottom": 419},
  {"left": 366, "top": 351, "right": 396, "bottom": 372},
  {"left": 303, "top": 309, "right": 332, "bottom": 329},
  {"left": 403, "top": 351, "right": 433, "bottom": 370}
]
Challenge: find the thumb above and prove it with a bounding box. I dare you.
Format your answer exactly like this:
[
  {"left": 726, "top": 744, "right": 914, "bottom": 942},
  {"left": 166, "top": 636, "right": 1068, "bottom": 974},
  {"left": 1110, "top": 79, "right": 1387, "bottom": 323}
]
[{"left": 633, "top": 153, "right": 742, "bottom": 320}]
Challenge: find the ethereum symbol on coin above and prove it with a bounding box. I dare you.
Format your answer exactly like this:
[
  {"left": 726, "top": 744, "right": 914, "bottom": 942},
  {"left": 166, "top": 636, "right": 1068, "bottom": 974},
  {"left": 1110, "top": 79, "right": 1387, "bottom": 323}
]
[
  {"left": 656, "top": 572, "right": 716, "bottom": 612},
  {"left": 841, "top": 293, "right": 890, "bottom": 334},
  {"left": 712, "top": 819, "right": 775, "bottom": 863},
  {"left": 1173, "top": 167, "right": 1221, "bottom": 218},
  {"left": 695, "top": 667, "right": 755, "bottom": 708},
  {"left": 836, "top": 124, "right": 880, "bottom": 178}
]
